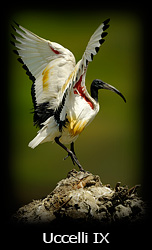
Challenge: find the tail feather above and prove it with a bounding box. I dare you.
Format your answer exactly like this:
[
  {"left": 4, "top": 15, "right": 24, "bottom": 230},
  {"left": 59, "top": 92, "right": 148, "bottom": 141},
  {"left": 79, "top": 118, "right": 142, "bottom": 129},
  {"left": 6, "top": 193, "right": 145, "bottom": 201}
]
[
  {"left": 28, "top": 133, "right": 46, "bottom": 149},
  {"left": 28, "top": 117, "right": 59, "bottom": 148}
]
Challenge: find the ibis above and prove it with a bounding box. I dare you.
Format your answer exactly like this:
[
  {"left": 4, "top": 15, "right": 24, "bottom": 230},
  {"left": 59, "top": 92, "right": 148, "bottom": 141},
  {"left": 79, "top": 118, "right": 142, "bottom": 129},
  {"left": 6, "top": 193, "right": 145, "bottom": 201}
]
[{"left": 11, "top": 18, "right": 126, "bottom": 171}]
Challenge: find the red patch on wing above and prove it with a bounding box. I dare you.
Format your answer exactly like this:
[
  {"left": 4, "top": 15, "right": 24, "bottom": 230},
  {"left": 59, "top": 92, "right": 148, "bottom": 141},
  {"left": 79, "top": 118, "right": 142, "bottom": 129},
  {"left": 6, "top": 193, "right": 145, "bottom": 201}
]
[
  {"left": 74, "top": 76, "right": 94, "bottom": 109},
  {"left": 50, "top": 45, "right": 60, "bottom": 55}
]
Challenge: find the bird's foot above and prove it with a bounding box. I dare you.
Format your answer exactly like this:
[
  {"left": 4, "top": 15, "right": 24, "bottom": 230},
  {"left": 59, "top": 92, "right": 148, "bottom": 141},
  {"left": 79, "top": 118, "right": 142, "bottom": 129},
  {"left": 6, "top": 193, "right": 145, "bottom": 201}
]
[
  {"left": 64, "top": 153, "right": 74, "bottom": 163},
  {"left": 64, "top": 152, "right": 84, "bottom": 172}
]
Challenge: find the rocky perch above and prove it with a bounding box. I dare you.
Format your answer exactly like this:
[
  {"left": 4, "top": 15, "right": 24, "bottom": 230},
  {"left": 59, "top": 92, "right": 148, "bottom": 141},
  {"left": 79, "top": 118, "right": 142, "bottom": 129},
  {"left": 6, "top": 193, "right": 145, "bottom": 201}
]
[{"left": 12, "top": 169, "right": 146, "bottom": 226}]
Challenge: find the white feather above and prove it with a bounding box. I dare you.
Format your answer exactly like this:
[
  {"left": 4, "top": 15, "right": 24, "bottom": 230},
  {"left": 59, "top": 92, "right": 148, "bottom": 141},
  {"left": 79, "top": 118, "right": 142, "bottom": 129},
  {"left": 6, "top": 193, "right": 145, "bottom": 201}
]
[{"left": 13, "top": 19, "right": 110, "bottom": 148}]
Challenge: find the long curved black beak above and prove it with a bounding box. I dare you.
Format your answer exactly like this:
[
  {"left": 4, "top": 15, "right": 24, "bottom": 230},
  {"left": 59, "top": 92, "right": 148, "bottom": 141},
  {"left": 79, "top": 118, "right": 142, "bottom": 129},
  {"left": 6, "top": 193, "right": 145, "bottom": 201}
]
[{"left": 101, "top": 82, "right": 126, "bottom": 103}]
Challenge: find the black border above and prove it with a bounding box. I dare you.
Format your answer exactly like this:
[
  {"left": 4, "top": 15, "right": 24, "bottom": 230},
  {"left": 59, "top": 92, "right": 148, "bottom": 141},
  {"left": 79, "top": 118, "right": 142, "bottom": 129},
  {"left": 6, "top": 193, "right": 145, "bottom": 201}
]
[{"left": 2, "top": 2, "right": 151, "bottom": 248}]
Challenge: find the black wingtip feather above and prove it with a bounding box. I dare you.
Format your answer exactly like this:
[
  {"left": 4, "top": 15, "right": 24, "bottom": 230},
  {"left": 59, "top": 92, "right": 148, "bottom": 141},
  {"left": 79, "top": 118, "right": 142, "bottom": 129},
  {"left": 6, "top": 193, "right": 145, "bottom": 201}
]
[
  {"left": 11, "top": 33, "right": 16, "bottom": 40},
  {"left": 17, "top": 57, "right": 23, "bottom": 63},
  {"left": 95, "top": 47, "right": 100, "bottom": 53},
  {"left": 103, "top": 18, "right": 110, "bottom": 25},
  {"left": 99, "top": 39, "right": 105, "bottom": 45},
  {"left": 10, "top": 40, "right": 15, "bottom": 46},
  {"left": 13, "top": 50, "right": 19, "bottom": 55},
  {"left": 13, "top": 20, "right": 19, "bottom": 27},
  {"left": 11, "top": 24, "right": 16, "bottom": 32},
  {"left": 103, "top": 24, "right": 110, "bottom": 31},
  {"left": 101, "top": 32, "right": 108, "bottom": 38},
  {"left": 11, "top": 25, "right": 36, "bottom": 85}
]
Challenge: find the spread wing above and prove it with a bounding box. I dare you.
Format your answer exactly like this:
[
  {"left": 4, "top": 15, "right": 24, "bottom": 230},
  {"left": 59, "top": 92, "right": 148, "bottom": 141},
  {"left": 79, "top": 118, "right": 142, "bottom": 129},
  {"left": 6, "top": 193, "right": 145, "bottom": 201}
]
[
  {"left": 11, "top": 23, "right": 76, "bottom": 127},
  {"left": 61, "top": 18, "right": 110, "bottom": 93},
  {"left": 82, "top": 18, "right": 110, "bottom": 66},
  {"left": 11, "top": 23, "right": 75, "bottom": 79},
  {"left": 61, "top": 18, "right": 110, "bottom": 105},
  {"left": 55, "top": 18, "right": 110, "bottom": 127},
  {"left": 11, "top": 19, "right": 110, "bottom": 128}
]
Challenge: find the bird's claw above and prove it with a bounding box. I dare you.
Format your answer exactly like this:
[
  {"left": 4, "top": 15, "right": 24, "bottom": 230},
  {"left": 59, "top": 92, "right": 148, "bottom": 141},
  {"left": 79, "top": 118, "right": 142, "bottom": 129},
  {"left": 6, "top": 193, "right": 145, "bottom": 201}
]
[
  {"left": 64, "top": 151, "right": 84, "bottom": 171},
  {"left": 64, "top": 152, "right": 75, "bottom": 165},
  {"left": 63, "top": 154, "right": 69, "bottom": 161}
]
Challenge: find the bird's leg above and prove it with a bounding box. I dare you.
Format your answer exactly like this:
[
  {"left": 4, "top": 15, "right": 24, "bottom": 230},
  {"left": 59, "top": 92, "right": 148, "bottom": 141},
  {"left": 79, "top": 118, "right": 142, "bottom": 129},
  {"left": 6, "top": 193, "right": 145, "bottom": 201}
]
[
  {"left": 64, "top": 142, "right": 76, "bottom": 165},
  {"left": 71, "top": 142, "right": 75, "bottom": 155},
  {"left": 64, "top": 142, "right": 75, "bottom": 159},
  {"left": 55, "top": 137, "right": 84, "bottom": 171}
]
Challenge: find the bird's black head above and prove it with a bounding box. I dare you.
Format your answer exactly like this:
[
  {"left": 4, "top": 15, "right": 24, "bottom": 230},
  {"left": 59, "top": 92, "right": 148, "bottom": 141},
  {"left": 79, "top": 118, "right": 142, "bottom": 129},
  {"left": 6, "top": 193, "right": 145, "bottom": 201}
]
[{"left": 90, "top": 79, "right": 126, "bottom": 103}]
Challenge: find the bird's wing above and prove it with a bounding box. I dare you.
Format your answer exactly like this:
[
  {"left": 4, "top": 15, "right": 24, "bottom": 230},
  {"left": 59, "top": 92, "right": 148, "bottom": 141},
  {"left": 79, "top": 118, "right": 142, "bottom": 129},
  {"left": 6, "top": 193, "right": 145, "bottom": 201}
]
[
  {"left": 60, "top": 19, "right": 110, "bottom": 106},
  {"left": 11, "top": 23, "right": 75, "bottom": 78},
  {"left": 82, "top": 18, "right": 110, "bottom": 66},
  {"left": 56, "top": 18, "right": 110, "bottom": 127},
  {"left": 11, "top": 23, "right": 76, "bottom": 109},
  {"left": 61, "top": 18, "right": 110, "bottom": 94},
  {"left": 11, "top": 19, "right": 110, "bottom": 128}
]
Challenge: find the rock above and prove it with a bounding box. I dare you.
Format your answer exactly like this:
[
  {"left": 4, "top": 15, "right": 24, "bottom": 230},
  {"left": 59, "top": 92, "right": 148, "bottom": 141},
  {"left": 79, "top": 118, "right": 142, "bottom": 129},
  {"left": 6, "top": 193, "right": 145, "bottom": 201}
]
[{"left": 12, "top": 169, "right": 146, "bottom": 225}]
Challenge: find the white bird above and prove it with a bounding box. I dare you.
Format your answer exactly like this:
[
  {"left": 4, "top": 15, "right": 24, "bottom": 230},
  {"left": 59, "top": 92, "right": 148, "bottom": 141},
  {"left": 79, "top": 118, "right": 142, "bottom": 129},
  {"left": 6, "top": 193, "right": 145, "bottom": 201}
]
[{"left": 11, "top": 18, "right": 126, "bottom": 171}]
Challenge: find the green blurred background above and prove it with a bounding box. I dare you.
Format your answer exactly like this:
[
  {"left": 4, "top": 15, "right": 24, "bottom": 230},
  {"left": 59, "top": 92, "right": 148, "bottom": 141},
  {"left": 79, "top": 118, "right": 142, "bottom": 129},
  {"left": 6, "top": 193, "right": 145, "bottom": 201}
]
[{"left": 8, "top": 9, "right": 143, "bottom": 207}]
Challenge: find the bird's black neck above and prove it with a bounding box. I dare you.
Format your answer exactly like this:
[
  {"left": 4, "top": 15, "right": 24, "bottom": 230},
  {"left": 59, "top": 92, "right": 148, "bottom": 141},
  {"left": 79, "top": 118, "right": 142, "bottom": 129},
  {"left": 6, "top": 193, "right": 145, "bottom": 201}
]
[{"left": 90, "top": 84, "right": 99, "bottom": 102}]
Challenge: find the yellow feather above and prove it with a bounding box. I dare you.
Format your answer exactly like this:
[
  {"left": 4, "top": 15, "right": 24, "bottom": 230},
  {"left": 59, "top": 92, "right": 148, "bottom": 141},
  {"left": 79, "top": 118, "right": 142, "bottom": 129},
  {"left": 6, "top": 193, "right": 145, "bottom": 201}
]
[
  {"left": 67, "top": 116, "right": 87, "bottom": 136},
  {"left": 42, "top": 66, "right": 54, "bottom": 90}
]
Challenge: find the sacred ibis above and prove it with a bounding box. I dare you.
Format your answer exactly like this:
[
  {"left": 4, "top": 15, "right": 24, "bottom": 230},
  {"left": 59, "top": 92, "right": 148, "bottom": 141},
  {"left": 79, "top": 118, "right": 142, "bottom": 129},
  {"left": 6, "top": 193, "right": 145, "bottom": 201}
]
[{"left": 11, "top": 18, "right": 126, "bottom": 171}]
